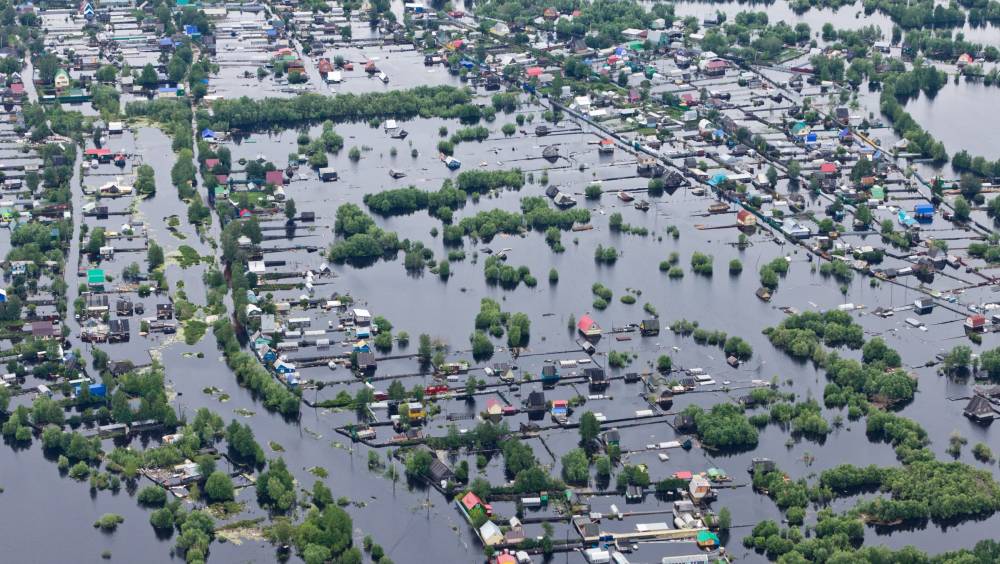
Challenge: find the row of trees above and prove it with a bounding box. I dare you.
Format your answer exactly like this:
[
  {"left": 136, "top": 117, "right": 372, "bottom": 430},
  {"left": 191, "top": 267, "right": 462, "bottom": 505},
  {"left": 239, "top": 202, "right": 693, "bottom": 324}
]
[{"left": 202, "top": 87, "right": 474, "bottom": 131}]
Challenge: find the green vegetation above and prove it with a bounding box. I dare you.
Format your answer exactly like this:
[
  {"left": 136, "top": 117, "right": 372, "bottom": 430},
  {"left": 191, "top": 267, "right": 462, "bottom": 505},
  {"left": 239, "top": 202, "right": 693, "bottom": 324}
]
[
  {"left": 94, "top": 514, "right": 124, "bottom": 531},
  {"left": 690, "top": 252, "right": 713, "bottom": 275},
  {"left": 683, "top": 404, "right": 758, "bottom": 450},
  {"left": 200, "top": 87, "right": 475, "bottom": 131}
]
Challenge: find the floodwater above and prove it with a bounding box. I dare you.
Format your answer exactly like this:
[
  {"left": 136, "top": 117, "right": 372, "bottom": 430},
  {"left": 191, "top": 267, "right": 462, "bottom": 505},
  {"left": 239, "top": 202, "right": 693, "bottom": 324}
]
[
  {"left": 200, "top": 94, "right": 1000, "bottom": 561},
  {"left": 903, "top": 80, "right": 1000, "bottom": 162},
  {"left": 659, "top": 0, "right": 1000, "bottom": 46},
  {"left": 7, "top": 4, "right": 1000, "bottom": 564}
]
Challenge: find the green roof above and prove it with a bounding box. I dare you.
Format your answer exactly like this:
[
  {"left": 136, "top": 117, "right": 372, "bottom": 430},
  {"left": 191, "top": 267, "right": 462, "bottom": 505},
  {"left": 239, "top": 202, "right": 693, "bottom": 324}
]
[
  {"left": 87, "top": 269, "right": 105, "bottom": 285},
  {"left": 697, "top": 530, "right": 720, "bottom": 544}
]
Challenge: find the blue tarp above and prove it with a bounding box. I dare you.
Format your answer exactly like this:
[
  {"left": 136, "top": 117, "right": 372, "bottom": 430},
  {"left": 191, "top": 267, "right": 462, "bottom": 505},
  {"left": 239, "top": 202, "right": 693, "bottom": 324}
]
[
  {"left": 201, "top": 128, "right": 215, "bottom": 139},
  {"left": 75, "top": 383, "right": 106, "bottom": 398},
  {"left": 266, "top": 28, "right": 277, "bottom": 37},
  {"left": 914, "top": 203, "right": 934, "bottom": 216},
  {"left": 806, "top": 132, "right": 818, "bottom": 143},
  {"left": 159, "top": 38, "right": 173, "bottom": 47},
  {"left": 184, "top": 24, "right": 200, "bottom": 36}
]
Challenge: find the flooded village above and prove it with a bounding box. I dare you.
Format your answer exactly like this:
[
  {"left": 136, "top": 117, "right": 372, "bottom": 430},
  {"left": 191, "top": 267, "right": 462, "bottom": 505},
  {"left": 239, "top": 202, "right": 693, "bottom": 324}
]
[{"left": 3, "top": 0, "right": 1000, "bottom": 562}]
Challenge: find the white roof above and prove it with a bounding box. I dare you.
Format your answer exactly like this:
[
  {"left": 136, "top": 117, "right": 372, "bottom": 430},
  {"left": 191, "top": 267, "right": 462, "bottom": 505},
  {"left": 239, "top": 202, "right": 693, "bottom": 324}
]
[{"left": 353, "top": 308, "right": 371, "bottom": 318}]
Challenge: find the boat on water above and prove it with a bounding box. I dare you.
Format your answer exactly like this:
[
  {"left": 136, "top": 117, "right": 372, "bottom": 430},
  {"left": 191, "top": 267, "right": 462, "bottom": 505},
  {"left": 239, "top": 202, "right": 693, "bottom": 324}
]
[
  {"left": 535, "top": 125, "right": 549, "bottom": 136},
  {"left": 617, "top": 190, "right": 635, "bottom": 202},
  {"left": 389, "top": 169, "right": 406, "bottom": 179},
  {"left": 708, "top": 202, "right": 729, "bottom": 214},
  {"left": 542, "top": 145, "right": 559, "bottom": 162},
  {"left": 377, "top": 71, "right": 389, "bottom": 83},
  {"left": 635, "top": 199, "right": 650, "bottom": 211},
  {"left": 343, "top": 62, "right": 354, "bottom": 71},
  {"left": 390, "top": 128, "right": 408, "bottom": 139}
]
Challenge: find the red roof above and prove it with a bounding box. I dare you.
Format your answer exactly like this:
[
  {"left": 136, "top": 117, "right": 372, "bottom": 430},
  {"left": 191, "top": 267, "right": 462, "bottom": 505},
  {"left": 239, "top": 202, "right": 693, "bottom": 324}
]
[
  {"left": 706, "top": 59, "right": 728, "bottom": 69},
  {"left": 215, "top": 174, "right": 229, "bottom": 185},
  {"left": 10, "top": 83, "right": 24, "bottom": 94},
  {"left": 600, "top": 138, "right": 614, "bottom": 145},
  {"left": 737, "top": 210, "right": 753, "bottom": 222},
  {"left": 577, "top": 314, "right": 597, "bottom": 332},
  {"left": 526, "top": 66, "right": 543, "bottom": 77},
  {"left": 819, "top": 162, "right": 837, "bottom": 173},
  {"left": 265, "top": 170, "right": 285, "bottom": 186},
  {"left": 496, "top": 554, "right": 517, "bottom": 564},
  {"left": 967, "top": 315, "right": 986, "bottom": 326},
  {"left": 85, "top": 148, "right": 111, "bottom": 156},
  {"left": 674, "top": 470, "right": 693, "bottom": 480},
  {"left": 204, "top": 158, "right": 220, "bottom": 170},
  {"left": 461, "top": 492, "right": 483, "bottom": 512}
]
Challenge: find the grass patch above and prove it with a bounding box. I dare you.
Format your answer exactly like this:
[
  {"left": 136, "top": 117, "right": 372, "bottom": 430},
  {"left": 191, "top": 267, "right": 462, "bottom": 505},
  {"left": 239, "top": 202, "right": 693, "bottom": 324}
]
[
  {"left": 183, "top": 319, "right": 208, "bottom": 345},
  {"left": 177, "top": 245, "right": 204, "bottom": 268}
]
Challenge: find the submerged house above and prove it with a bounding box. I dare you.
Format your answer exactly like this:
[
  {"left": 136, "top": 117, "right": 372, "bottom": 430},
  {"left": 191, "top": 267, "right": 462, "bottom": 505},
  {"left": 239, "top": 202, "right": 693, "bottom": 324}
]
[
  {"left": 526, "top": 390, "right": 546, "bottom": 417},
  {"left": 964, "top": 395, "right": 996, "bottom": 422},
  {"left": 577, "top": 314, "right": 601, "bottom": 338},
  {"left": 585, "top": 367, "right": 608, "bottom": 389}
]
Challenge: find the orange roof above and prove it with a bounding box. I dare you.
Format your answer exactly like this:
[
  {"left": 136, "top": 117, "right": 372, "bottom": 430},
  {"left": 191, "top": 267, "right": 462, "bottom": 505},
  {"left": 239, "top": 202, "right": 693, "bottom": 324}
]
[
  {"left": 461, "top": 491, "right": 483, "bottom": 511},
  {"left": 577, "top": 314, "right": 598, "bottom": 332}
]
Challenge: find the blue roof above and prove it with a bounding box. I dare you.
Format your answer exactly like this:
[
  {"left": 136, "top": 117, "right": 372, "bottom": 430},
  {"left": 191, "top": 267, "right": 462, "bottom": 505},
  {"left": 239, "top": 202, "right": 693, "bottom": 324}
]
[
  {"left": 806, "top": 132, "right": 817, "bottom": 142},
  {"left": 158, "top": 87, "right": 177, "bottom": 93},
  {"left": 159, "top": 38, "right": 173, "bottom": 46},
  {"left": 708, "top": 173, "right": 728, "bottom": 186},
  {"left": 914, "top": 203, "right": 934, "bottom": 214},
  {"left": 184, "top": 24, "right": 200, "bottom": 35},
  {"left": 201, "top": 128, "right": 215, "bottom": 138},
  {"left": 266, "top": 28, "right": 277, "bottom": 36}
]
